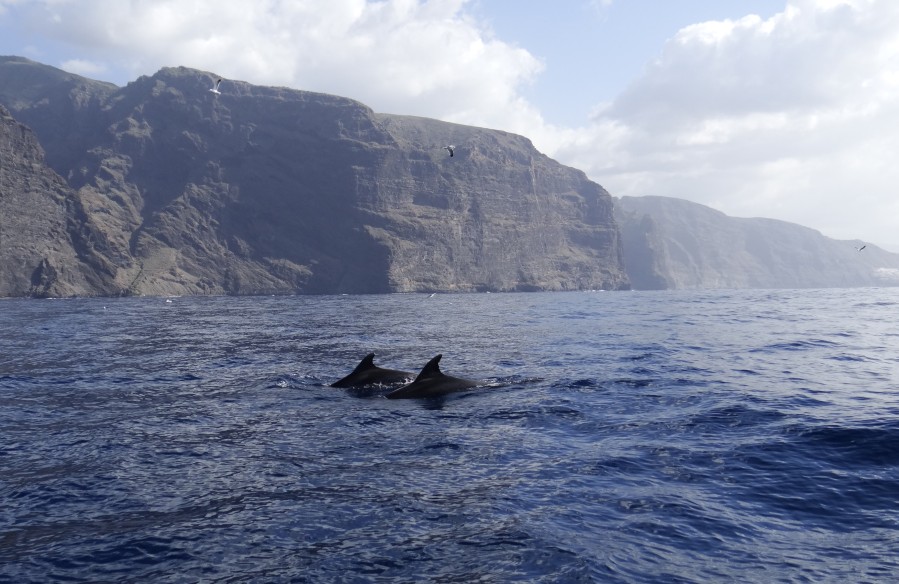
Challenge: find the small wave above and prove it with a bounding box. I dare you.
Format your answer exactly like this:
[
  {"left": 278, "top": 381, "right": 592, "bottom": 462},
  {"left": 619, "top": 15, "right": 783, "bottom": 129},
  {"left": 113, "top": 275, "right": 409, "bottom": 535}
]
[
  {"left": 826, "top": 354, "right": 869, "bottom": 362},
  {"left": 854, "top": 301, "right": 898, "bottom": 308},
  {"left": 420, "top": 442, "right": 462, "bottom": 453},
  {"left": 612, "top": 377, "right": 655, "bottom": 388},
  {"left": 684, "top": 404, "right": 787, "bottom": 431},
  {"left": 751, "top": 338, "right": 842, "bottom": 352}
]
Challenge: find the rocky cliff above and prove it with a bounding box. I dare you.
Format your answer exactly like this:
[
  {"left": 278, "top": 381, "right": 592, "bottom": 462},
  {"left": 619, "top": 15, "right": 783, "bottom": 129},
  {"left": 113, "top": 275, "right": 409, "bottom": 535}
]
[
  {"left": 615, "top": 195, "right": 899, "bottom": 289},
  {"left": 0, "top": 104, "right": 119, "bottom": 297},
  {"left": 0, "top": 56, "right": 628, "bottom": 296}
]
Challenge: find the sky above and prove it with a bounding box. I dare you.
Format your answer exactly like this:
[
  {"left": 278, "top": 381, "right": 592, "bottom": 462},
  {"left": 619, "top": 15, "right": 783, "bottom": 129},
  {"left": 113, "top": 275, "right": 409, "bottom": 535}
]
[{"left": 1, "top": 0, "right": 897, "bottom": 251}]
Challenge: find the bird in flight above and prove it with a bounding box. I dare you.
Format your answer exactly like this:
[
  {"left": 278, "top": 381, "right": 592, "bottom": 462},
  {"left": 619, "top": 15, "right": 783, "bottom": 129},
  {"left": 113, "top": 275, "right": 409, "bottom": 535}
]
[
  {"left": 856, "top": 245, "right": 867, "bottom": 252},
  {"left": 443, "top": 145, "right": 455, "bottom": 157},
  {"left": 209, "top": 78, "right": 222, "bottom": 95}
]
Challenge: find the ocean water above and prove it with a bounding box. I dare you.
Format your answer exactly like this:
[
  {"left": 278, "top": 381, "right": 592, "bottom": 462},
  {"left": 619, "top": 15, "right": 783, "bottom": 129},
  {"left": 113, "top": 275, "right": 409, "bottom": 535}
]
[{"left": 1, "top": 288, "right": 898, "bottom": 583}]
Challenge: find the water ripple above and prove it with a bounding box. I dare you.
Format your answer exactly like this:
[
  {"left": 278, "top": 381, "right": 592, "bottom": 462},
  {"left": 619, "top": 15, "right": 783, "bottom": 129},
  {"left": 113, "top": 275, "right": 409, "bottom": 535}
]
[{"left": 2, "top": 289, "right": 899, "bottom": 582}]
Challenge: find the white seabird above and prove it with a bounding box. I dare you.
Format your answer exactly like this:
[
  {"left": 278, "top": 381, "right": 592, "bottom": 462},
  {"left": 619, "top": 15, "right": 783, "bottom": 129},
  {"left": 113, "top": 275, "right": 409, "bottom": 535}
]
[
  {"left": 443, "top": 145, "right": 455, "bottom": 157},
  {"left": 209, "top": 78, "right": 222, "bottom": 95},
  {"left": 856, "top": 245, "right": 867, "bottom": 252}
]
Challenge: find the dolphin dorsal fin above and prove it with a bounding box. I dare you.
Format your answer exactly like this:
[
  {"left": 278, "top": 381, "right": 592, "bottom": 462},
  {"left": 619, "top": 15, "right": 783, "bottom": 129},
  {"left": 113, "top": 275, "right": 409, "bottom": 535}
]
[
  {"left": 352, "top": 353, "right": 376, "bottom": 374},
  {"left": 415, "top": 354, "right": 443, "bottom": 381}
]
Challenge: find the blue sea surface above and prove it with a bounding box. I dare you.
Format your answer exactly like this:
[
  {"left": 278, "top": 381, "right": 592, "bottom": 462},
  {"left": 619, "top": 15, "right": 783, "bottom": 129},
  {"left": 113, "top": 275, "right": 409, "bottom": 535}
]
[{"left": 1, "top": 288, "right": 898, "bottom": 583}]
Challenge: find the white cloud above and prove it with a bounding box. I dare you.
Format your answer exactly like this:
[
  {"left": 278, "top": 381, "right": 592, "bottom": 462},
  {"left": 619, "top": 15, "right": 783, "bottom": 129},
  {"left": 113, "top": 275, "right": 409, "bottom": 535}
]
[
  {"left": 575, "top": 0, "right": 899, "bottom": 250},
  {"left": 59, "top": 58, "right": 107, "bottom": 77},
  {"left": 586, "top": 0, "right": 614, "bottom": 15}
]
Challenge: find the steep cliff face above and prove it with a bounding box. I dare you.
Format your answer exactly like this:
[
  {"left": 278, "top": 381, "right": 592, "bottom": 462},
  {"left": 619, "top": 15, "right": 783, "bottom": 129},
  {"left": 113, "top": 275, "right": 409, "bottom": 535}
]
[
  {"left": 0, "top": 57, "right": 629, "bottom": 296},
  {"left": 0, "top": 105, "right": 118, "bottom": 297},
  {"left": 73, "top": 67, "right": 400, "bottom": 295},
  {"left": 0, "top": 56, "right": 117, "bottom": 174},
  {"left": 616, "top": 195, "right": 899, "bottom": 289},
  {"left": 368, "top": 115, "right": 624, "bottom": 291}
]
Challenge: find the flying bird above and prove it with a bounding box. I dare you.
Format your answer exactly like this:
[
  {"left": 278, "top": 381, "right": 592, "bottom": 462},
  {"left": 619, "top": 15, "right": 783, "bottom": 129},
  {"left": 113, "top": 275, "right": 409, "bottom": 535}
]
[
  {"left": 443, "top": 145, "right": 455, "bottom": 157},
  {"left": 209, "top": 78, "right": 222, "bottom": 95},
  {"left": 856, "top": 245, "right": 867, "bottom": 252}
]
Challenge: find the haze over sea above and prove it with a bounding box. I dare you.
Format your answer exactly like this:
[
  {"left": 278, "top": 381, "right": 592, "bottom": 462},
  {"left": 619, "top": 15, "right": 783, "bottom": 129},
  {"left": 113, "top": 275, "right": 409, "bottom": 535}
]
[{"left": 2, "top": 288, "right": 898, "bottom": 583}]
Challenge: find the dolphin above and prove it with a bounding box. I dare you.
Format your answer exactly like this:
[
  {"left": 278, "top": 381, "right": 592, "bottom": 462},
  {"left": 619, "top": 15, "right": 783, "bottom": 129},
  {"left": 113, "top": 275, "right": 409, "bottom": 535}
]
[
  {"left": 385, "top": 354, "right": 479, "bottom": 399},
  {"left": 331, "top": 353, "right": 412, "bottom": 388}
]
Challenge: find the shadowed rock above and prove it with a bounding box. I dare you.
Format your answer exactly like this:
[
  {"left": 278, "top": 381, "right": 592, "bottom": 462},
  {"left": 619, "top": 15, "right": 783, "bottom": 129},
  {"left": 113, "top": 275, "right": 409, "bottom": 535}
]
[{"left": 0, "top": 103, "right": 119, "bottom": 297}]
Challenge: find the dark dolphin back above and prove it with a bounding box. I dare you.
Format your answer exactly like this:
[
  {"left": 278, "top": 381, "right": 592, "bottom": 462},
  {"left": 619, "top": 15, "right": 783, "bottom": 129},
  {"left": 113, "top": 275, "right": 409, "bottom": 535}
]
[
  {"left": 414, "top": 354, "right": 443, "bottom": 381},
  {"left": 331, "top": 353, "right": 410, "bottom": 388},
  {"left": 352, "top": 353, "right": 377, "bottom": 374},
  {"left": 385, "top": 354, "right": 479, "bottom": 399}
]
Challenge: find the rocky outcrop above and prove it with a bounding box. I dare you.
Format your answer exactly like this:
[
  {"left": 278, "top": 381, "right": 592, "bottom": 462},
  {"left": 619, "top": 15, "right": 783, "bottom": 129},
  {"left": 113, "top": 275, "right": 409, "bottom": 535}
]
[
  {"left": 0, "top": 57, "right": 629, "bottom": 296},
  {"left": 615, "top": 195, "right": 899, "bottom": 289},
  {"left": 0, "top": 104, "right": 119, "bottom": 297}
]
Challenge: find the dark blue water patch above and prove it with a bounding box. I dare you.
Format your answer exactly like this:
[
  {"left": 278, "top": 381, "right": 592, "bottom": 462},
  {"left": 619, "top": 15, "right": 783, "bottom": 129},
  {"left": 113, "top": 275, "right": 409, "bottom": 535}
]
[
  {"left": 723, "top": 421, "right": 899, "bottom": 531},
  {"left": 62, "top": 535, "right": 196, "bottom": 568},
  {"left": 789, "top": 422, "right": 899, "bottom": 467},
  {"left": 0, "top": 374, "right": 38, "bottom": 386},
  {"left": 582, "top": 454, "right": 648, "bottom": 477}
]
